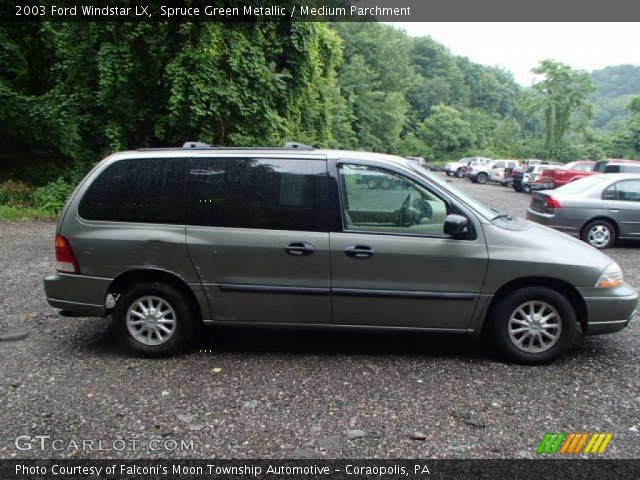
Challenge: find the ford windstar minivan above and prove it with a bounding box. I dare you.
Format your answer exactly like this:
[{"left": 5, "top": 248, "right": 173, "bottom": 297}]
[{"left": 44, "top": 143, "right": 639, "bottom": 364}]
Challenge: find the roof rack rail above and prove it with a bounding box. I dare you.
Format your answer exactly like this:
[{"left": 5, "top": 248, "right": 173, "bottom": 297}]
[
  {"left": 138, "top": 141, "right": 317, "bottom": 152},
  {"left": 283, "top": 142, "right": 314, "bottom": 150},
  {"left": 183, "top": 141, "right": 210, "bottom": 149}
]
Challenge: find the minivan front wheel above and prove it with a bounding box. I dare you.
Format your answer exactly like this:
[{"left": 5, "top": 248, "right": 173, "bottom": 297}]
[
  {"left": 113, "top": 282, "right": 197, "bottom": 356},
  {"left": 487, "top": 287, "right": 577, "bottom": 364}
]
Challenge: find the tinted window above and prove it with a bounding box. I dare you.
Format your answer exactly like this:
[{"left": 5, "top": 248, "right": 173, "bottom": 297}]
[
  {"left": 188, "top": 158, "right": 328, "bottom": 231},
  {"left": 604, "top": 165, "right": 621, "bottom": 173},
  {"left": 79, "top": 158, "right": 186, "bottom": 223},
  {"left": 593, "top": 162, "right": 608, "bottom": 172},
  {"left": 338, "top": 164, "right": 448, "bottom": 236}
]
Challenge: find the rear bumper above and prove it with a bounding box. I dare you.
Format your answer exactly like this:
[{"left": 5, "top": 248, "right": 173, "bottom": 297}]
[
  {"left": 579, "top": 284, "right": 639, "bottom": 335},
  {"left": 526, "top": 209, "right": 581, "bottom": 235},
  {"left": 530, "top": 181, "right": 554, "bottom": 190},
  {"left": 43, "top": 273, "right": 112, "bottom": 317}
]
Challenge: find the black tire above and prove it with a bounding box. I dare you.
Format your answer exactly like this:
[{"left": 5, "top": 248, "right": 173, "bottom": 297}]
[
  {"left": 445, "top": 171, "right": 452, "bottom": 176},
  {"left": 476, "top": 172, "right": 489, "bottom": 184},
  {"left": 486, "top": 287, "right": 577, "bottom": 365},
  {"left": 581, "top": 219, "right": 616, "bottom": 249},
  {"left": 512, "top": 183, "right": 523, "bottom": 193},
  {"left": 455, "top": 168, "right": 464, "bottom": 178},
  {"left": 113, "top": 282, "right": 198, "bottom": 357}
]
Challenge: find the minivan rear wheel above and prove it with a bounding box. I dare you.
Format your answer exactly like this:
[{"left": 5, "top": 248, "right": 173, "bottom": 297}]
[
  {"left": 113, "top": 282, "right": 197, "bottom": 356},
  {"left": 486, "top": 287, "right": 577, "bottom": 364}
]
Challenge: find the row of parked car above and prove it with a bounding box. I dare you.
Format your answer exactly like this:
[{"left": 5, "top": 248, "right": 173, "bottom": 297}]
[
  {"left": 444, "top": 156, "right": 640, "bottom": 249},
  {"left": 445, "top": 157, "right": 640, "bottom": 192}
]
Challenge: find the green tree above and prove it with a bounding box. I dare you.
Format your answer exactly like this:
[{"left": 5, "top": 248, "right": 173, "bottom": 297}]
[
  {"left": 521, "top": 60, "right": 595, "bottom": 156},
  {"left": 419, "top": 105, "right": 476, "bottom": 159},
  {"left": 334, "top": 23, "right": 414, "bottom": 152},
  {"left": 626, "top": 96, "right": 640, "bottom": 153}
]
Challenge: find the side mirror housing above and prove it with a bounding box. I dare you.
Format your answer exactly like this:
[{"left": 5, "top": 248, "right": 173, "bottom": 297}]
[{"left": 444, "top": 214, "right": 468, "bottom": 237}]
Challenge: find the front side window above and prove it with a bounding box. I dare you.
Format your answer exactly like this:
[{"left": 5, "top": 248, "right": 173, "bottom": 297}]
[
  {"left": 188, "top": 158, "right": 328, "bottom": 231},
  {"left": 79, "top": 158, "right": 187, "bottom": 223},
  {"left": 338, "top": 164, "right": 448, "bottom": 235}
]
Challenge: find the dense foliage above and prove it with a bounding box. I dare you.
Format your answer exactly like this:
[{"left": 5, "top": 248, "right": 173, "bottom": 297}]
[{"left": 1, "top": 21, "right": 639, "bottom": 216}]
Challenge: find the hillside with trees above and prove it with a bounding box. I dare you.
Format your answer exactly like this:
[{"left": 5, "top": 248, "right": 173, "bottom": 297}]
[
  {"left": 1, "top": 21, "right": 639, "bottom": 217},
  {"left": 591, "top": 65, "right": 640, "bottom": 131}
]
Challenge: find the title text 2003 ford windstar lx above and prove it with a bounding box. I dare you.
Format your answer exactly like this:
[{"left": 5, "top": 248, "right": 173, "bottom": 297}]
[{"left": 44, "top": 144, "right": 639, "bottom": 364}]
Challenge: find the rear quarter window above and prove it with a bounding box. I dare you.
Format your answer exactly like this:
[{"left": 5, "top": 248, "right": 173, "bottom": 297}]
[{"left": 78, "top": 158, "right": 187, "bottom": 223}]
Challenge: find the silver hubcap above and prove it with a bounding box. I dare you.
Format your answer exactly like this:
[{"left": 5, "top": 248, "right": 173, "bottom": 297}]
[
  {"left": 588, "top": 225, "right": 610, "bottom": 247},
  {"left": 508, "top": 301, "right": 562, "bottom": 353},
  {"left": 126, "top": 296, "right": 177, "bottom": 346}
]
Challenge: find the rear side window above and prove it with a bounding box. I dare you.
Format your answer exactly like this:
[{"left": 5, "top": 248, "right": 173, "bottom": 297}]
[
  {"left": 188, "top": 158, "right": 328, "bottom": 232},
  {"left": 604, "top": 165, "right": 621, "bottom": 173},
  {"left": 620, "top": 165, "right": 640, "bottom": 173},
  {"left": 594, "top": 162, "right": 608, "bottom": 172},
  {"left": 78, "top": 158, "right": 186, "bottom": 223},
  {"left": 614, "top": 180, "right": 640, "bottom": 201}
]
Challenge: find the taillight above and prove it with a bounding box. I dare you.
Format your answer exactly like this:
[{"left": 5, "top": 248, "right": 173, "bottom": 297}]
[
  {"left": 55, "top": 234, "right": 80, "bottom": 274},
  {"left": 545, "top": 197, "right": 562, "bottom": 209}
]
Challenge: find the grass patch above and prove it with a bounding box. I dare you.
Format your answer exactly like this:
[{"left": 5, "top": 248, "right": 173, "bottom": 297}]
[{"left": 0, "top": 205, "right": 57, "bottom": 220}]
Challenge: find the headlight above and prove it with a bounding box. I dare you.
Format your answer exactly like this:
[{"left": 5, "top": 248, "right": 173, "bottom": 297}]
[{"left": 595, "top": 263, "right": 624, "bottom": 288}]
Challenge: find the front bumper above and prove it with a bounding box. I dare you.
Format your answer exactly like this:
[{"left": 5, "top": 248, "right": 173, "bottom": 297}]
[
  {"left": 43, "top": 273, "right": 112, "bottom": 317},
  {"left": 579, "top": 283, "right": 639, "bottom": 335}
]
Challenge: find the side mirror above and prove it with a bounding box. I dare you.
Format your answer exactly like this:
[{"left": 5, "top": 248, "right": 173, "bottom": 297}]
[{"left": 444, "top": 214, "right": 468, "bottom": 237}]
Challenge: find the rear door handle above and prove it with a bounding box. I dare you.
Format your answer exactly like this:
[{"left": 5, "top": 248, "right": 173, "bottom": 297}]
[
  {"left": 285, "top": 242, "right": 315, "bottom": 256},
  {"left": 345, "top": 245, "right": 374, "bottom": 259},
  {"left": 609, "top": 209, "right": 620, "bottom": 213}
]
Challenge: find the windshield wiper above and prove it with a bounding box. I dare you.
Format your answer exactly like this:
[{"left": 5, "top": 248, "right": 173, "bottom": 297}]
[{"left": 491, "top": 213, "right": 513, "bottom": 221}]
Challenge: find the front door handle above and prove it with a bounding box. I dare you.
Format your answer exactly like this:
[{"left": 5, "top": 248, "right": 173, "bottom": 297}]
[
  {"left": 345, "top": 245, "right": 374, "bottom": 259},
  {"left": 609, "top": 209, "right": 620, "bottom": 213},
  {"left": 285, "top": 242, "right": 315, "bottom": 256}
]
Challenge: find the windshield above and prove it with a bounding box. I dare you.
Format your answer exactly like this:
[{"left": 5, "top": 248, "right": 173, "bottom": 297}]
[
  {"left": 555, "top": 175, "right": 607, "bottom": 194},
  {"left": 562, "top": 161, "right": 580, "bottom": 169},
  {"left": 409, "top": 163, "right": 497, "bottom": 220}
]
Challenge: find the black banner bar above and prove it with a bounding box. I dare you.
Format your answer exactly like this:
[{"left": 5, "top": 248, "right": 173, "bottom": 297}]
[
  {"left": 1, "top": 459, "right": 639, "bottom": 480},
  {"left": 2, "top": 0, "right": 640, "bottom": 22}
]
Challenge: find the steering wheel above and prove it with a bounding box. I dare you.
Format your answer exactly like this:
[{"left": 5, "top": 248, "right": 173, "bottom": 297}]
[{"left": 397, "top": 192, "right": 420, "bottom": 226}]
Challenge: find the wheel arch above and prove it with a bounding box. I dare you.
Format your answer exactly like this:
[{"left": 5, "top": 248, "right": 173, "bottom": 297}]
[
  {"left": 581, "top": 216, "right": 619, "bottom": 238},
  {"left": 481, "top": 276, "right": 588, "bottom": 334},
  {"left": 107, "top": 268, "right": 206, "bottom": 321}
]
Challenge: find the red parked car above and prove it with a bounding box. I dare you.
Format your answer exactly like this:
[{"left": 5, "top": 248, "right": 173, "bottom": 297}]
[{"left": 532, "top": 161, "right": 596, "bottom": 190}]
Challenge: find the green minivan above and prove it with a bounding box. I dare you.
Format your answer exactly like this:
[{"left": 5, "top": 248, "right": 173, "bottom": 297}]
[{"left": 44, "top": 144, "right": 638, "bottom": 364}]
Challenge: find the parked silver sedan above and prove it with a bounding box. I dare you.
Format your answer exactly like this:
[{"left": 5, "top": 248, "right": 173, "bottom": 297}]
[{"left": 527, "top": 174, "right": 640, "bottom": 249}]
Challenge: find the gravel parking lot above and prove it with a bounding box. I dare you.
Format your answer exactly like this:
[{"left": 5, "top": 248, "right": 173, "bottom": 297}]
[{"left": 0, "top": 173, "right": 639, "bottom": 459}]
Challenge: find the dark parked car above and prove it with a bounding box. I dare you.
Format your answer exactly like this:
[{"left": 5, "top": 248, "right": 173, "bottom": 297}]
[{"left": 527, "top": 174, "right": 640, "bottom": 249}]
